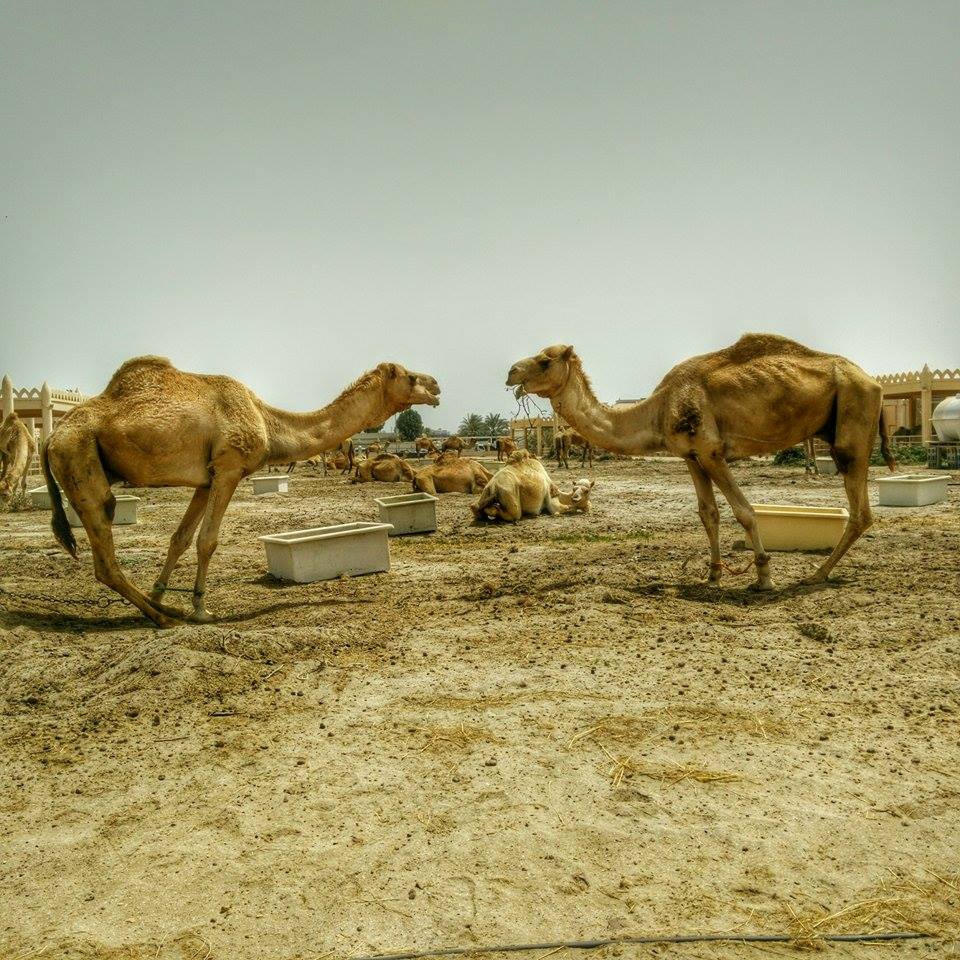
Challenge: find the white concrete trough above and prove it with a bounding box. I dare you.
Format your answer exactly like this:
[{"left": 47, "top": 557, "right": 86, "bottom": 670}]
[
  {"left": 64, "top": 495, "right": 141, "bottom": 528},
  {"left": 28, "top": 485, "right": 59, "bottom": 509},
  {"left": 374, "top": 491, "right": 438, "bottom": 536},
  {"left": 877, "top": 473, "right": 949, "bottom": 507},
  {"left": 815, "top": 456, "right": 837, "bottom": 476},
  {"left": 260, "top": 521, "right": 393, "bottom": 583},
  {"left": 746, "top": 503, "right": 848, "bottom": 552},
  {"left": 250, "top": 475, "right": 288, "bottom": 496}
]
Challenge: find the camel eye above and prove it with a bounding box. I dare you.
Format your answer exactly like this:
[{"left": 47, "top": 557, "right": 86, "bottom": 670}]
[{"left": 538, "top": 358, "right": 550, "bottom": 370}]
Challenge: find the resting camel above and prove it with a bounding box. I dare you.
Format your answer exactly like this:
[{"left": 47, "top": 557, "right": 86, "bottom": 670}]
[
  {"left": 42, "top": 357, "right": 440, "bottom": 626},
  {"left": 555, "top": 427, "right": 594, "bottom": 470},
  {"left": 441, "top": 436, "right": 475, "bottom": 456},
  {"left": 351, "top": 453, "right": 415, "bottom": 484},
  {"left": 495, "top": 436, "right": 516, "bottom": 461},
  {"left": 471, "top": 450, "right": 568, "bottom": 522},
  {"left": 507, "top": 335, "right": 894, "bottom": 590},
  {"left": 415, "top": 435, "right": 439, "bottom": 457},
  {"left": 0, "top": 413, "right": 37, "bottom": 501},
  {"left": 557, "top": 477, "right": 595, "bottom": 513},
  {"left": 413, "top": 452, "right": 492, "bottom": 495}
]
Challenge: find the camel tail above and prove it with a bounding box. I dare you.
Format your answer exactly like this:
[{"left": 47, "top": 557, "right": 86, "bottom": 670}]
[
  {"left": 878, "top": 409, "right": 897, "bottom": 472},
  {"left": 41, "top": 440, "right": 78, "bottom": 559}
]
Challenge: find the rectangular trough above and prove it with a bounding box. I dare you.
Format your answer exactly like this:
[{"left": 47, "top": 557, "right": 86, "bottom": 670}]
[
  {"left": 260, "top": 521, "right": 393, "bottom": 583},
  {"left": 746, "top": 503, "right": 848, "bottom": 551},
  {"left": 877, "top": 473, "right": 949, "bottom": 507},
  {"left": 28, "top": 485, "right": 58, "bottom": 509},
  {"left": 250, "top": 475, "right": 288, "bottom": 496},
  {"left": 815, "top": 456, "right": 837, "bottom": 476},
  {"left": 65, "top": 495, "right": 141, "bottom": 528},
  {"left": 374, "top": 491, "right": 438, "bottom": 535}
]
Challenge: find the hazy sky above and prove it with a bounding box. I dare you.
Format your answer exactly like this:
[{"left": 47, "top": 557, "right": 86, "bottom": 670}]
[{"left": 2, "top": 1, "right": 959, "bottom": 431}]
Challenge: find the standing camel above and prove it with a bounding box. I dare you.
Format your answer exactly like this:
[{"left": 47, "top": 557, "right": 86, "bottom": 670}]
[
  {"left": 415, "top": 435, "right": 439, "bottom": 458},
  {"left": 441, "top": 436, "right": 475, "bottom": 456},
  {"left": 507, "top": 335, "right": 894, "bottom": 590},
  {"left": 555, "top": 427, "right": 593, "bottom": 470},
  {"left": 0, "top": 413, "right": 37, "bottom": 501},
  {"left": 494, "top": 436, "right": 516, "bottom": 461},
  {"left": 42, "top": 357, "right": 440, "bottom": 626}
]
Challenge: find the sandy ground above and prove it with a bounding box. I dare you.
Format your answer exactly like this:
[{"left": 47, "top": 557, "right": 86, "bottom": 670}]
[{"left": 1, "top": 457, "right": 958, "bottom": 960}]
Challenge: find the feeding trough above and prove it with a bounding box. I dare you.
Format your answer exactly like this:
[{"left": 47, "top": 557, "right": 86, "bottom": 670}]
[
  {"left": 877, "top": 473, "right": 949, "bottom": 507},
  {"left": 250, "top": 475, "right": 288, "bottom": 496},
  {"left": 815, "top": 456, "right": 837, "bottom": 476},
  {"left": 28, "top": 485, "right": 59, "bottom": 509},
  {"left": 64, "top": 495, "right": 140, "bottom": 528},
  {"left": 260, "top": 521, "right": 393, "bottom": 583},
  {"left": 746, "top": 503, "right": 848, "bottom": 551},
  {"left": 374, "top": 491, "right": 438, "bottom": 535}
]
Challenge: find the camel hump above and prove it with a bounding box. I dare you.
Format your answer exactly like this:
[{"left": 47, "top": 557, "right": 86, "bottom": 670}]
[
  {"left": 103, "top": 356, "right": 176, "bottom": 393},
  {"left": 724, "top": 334, "right": 824, "bottom": 363}
]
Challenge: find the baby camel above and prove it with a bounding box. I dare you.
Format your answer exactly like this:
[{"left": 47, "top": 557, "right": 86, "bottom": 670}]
[
  {"left": 508, "top": 334, "right": 893, "bottom": 589},
  {"left": 43, "top": 356, "right": 440, "bottom": 626}
]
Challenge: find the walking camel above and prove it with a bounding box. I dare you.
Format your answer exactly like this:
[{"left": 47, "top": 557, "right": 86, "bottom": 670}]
[
  {"left": 42, "top": 356, "right": 440, "bottom": 626},
  {"left": 507, "top": 334, "right": 894, "bottom": 590}
]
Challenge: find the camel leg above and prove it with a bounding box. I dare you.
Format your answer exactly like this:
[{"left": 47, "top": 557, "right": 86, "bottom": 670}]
[
  {"left": 804, "top": 455, "right": 872, "bottom": 584},
  {"left": 700, "top": 457, "right": 774, "bottom": 591},
  {"left": 686, "top": 459, "right": 722, "bottom": 585},
  {"left": 189, "top": 471, "right": 242, "bottom": 623},
  {"left": 151, "top": 486, "right": 211, "bottom": 604}
]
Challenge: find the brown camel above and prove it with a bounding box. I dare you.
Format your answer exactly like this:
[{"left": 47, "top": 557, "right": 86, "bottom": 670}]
[
  {"left": 494, "top": 436, "right": 516, "bottom": 461},
  {"left": 803, "top": 438, "right": 819, "bottom": 476},
  {"left": 415, "top": 435, "right": 439, "bottom": 457},
  {"left": 471, "top": 450, "right": 566, "bottom": 522},
  {"left": 555, "top": 427, "right": 594, "bottom": 470},
  {"left": 351, "top": 453, "right": 415, "bottom": 484},
  {"left": 508, "top": 335, "right": 894, "bottom": 590},
  {"left": 42, "top": 356, "right": 440, "bottom": 626},
  {"left": 413, "top": 451, "right": 492, "bottom": 495},
  {"left": 0, "top": 412, "right": 37, "bottom": 501},
  {"left": 441, "top": 436, "right": 475, "bottom": 456}
]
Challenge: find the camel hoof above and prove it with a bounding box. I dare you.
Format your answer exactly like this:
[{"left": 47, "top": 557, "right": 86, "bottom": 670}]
[
  {"left": 189, "top": 608, "right": 217, "bottom": 624},
  {"left": 747, "top": 580, "right": 775, "bottom": 592},
  {"left": 800, "top": 573, "right": 828, "bottom": 586}
]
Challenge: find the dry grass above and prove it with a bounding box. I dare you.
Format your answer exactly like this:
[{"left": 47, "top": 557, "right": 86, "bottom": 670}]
[{"left": 418, "top": 721, "right": 501, "bottom": 754}]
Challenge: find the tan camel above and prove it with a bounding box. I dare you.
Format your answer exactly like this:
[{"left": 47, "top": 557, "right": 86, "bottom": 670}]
[
  {"left": 441, "top": 436, "right": 475, "bottom": 456},
  {"left": 351, "top": 453, "right": 415, "bottom": 484},
  {"left": 507, "top": 335, "right": 894, "bottom": 590},
  {"left": 557, "top": 477, "right": 595, "bottom": 513},
  {"left": 494, "top": 436, "right": 516, "bottom": 461},
  {"left": 413, "top": 451, "right": 492, "bottom": 495},
  {"left": 42, "top": 356, "right": 440, "bottom": 626},
  {"left": 803, "top": 438, "right": 819, "bottom": 476},
  {"left": 415, "top": 435, "right": 439, "bottom": 457},
  {"left": 0, "top": 413, "right": 37, "bottom": 501},
  {"left": 471, "top": 450, "right": 568, "bottom": 522},
  {"left": 555, "top": 427, "right": 594, "bottom": 470}
]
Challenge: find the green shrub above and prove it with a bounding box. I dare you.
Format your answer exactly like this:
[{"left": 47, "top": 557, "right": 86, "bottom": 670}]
[{"left": 773, "top": 446, "right": 806, "bottom": 466}]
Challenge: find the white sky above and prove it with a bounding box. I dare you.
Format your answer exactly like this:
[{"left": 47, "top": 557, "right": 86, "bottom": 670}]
[{"left": 2, "top": 1, "right": 959, "bottom": 431}]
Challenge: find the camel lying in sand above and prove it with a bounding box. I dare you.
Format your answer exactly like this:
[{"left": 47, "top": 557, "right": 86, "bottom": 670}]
[
  {"left": 351, "top": 453, "right": 415, "bottom": 484},
  {"left": 0, "top": 413, "right": 36, "bottom": 501},
  {"left": 413, "top": 451, "right": 492, "bottom": 494},
  {"left": 557, "top": 477, "right": 595, "bottom": 513},
  {"left": 471, "top": 450, "right": 568, "bottom": 522}
]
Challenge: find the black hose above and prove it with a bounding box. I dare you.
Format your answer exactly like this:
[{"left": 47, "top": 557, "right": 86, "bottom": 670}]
[{"left": 348, "top": 930, "right": 929, "bottom": 960}]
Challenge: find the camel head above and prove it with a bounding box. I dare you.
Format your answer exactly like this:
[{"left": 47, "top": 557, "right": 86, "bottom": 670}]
[
  {"left": 506, "top": 345, "right": 574, "bottom": 399},
  {"left": 379, "top": 363, "right": 441, "bottom": 409},
  {"left": 570, "top": 477, "right": 595, "bottom": 509}
]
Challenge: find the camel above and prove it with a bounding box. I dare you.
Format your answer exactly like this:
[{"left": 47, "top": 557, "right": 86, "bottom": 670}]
[
  {"left": 471, "top": 450, "right": 568, "bottom": 522},
  {"left": 0, "top": 412, "right": 37, "bottom": 501},
  {"left": 507, "top": 335, "right": 895, "bottom": 590},
  {"left": 415, "top": 435, "right": 439, "bottom": 457},
  {"left": 441, "top": 436, "right": 475, "bottom": 456},
  {"left": 351, "top": 453, "right": 415, "bottom": 484},
  {"left": 42, "top": 357, "right": 440, "bottom": 626},
  {"left": 557, "top": 477, "right": 595, "bottom": 513},
  {"left": 413, "top": 451, "right": 492, "bottom": 495},
  {"left": 495, "top": 436, "right": 516, "bottom": 461},
  {"left": 803, "top": 438, "right": 819, "bottom": 476},
  {"left": 555, "top": 427, "right": 594, "bottom": 470}
]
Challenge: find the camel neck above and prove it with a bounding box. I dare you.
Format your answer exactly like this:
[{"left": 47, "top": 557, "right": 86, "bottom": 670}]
[
  {"left": 552, "top": 365, "right": 665, "bottom": 455},
  {"left": 261, "top": 375, "right": 388, "bottom": 463}
]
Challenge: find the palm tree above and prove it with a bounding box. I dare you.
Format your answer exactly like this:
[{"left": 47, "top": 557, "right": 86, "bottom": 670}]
[
  {"left": 458, "top": 413, "right": 485, "bottom": 436},
  {"left": 483, "top": 413, "right": 508, "bottom": 436}
]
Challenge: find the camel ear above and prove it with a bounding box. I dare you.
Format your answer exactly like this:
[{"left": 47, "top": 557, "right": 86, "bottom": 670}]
[
  {"left": 560, "top": 345, "right": 574, "bottom": 361},
  {"left": 384, "top": 363, "right": 400, "bottom": 379}
]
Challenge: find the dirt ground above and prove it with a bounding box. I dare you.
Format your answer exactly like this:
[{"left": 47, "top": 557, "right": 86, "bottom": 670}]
[{"left": 1, "top": 457, "right": 958, "bottom": 960}]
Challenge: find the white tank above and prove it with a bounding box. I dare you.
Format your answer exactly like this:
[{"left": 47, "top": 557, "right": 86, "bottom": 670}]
[{"left": 932, "top": 393, "right": 960, "bottom": 442}]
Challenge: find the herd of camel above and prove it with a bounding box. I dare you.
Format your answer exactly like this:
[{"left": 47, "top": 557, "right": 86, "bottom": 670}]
[{"left": 1, "top": 333, "right": 894, "bottom": 627}]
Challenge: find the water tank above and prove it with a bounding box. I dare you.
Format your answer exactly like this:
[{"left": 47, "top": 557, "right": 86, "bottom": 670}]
[{"left": 932, "top": 393, "right": 960, "bottom": 441}]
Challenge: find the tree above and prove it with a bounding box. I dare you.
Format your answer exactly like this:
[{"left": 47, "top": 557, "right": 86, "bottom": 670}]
[
  {"left": 458, "top": 413, "right": 485, "bottom": 436},
  {"left": 396, "top": 409, "right": 424, "bottom": 442},
  {"left": 483, "top": 413, "right": 508, "bottom": 436}
]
